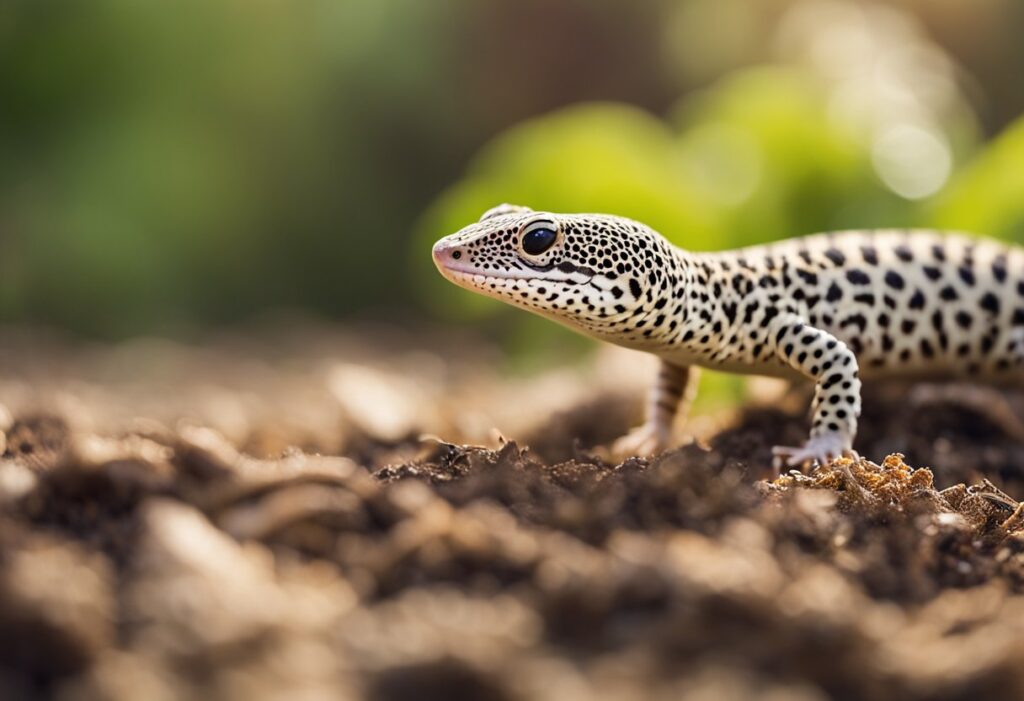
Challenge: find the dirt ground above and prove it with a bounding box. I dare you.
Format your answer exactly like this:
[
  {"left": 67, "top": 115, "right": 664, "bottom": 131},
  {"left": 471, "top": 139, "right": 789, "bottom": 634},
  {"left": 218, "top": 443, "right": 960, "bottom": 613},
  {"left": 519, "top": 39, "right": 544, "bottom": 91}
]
[{"left": 2, "top": 325, "right": 1024, "bottom": 701}]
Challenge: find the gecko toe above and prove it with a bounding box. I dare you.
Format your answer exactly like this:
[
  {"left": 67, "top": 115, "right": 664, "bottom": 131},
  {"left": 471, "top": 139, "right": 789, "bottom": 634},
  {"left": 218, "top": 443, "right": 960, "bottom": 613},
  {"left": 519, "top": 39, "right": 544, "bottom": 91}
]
[{"left": 772, "top": 433, "right": 851, "bottom": 471}]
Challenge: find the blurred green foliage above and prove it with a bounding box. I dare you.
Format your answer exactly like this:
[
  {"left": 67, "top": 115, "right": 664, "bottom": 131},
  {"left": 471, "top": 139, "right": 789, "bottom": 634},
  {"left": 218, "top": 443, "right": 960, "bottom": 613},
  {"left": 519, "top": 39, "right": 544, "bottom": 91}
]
[
  {"left": 675, "top": 69, "right": 908, "bottom": 242},
  {"left": 930, "top": 118, "right": 1024, "bottom": 241},
  {"left": 1, "top": 0, "right": 1023, "bottom": 346},
  {"left": 0, "top": 0, "right": 478, "bottom": 335}
]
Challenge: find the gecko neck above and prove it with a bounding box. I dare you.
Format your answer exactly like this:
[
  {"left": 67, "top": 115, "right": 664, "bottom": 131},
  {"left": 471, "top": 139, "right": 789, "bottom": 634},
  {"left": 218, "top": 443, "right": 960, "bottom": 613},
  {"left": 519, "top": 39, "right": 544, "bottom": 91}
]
[
  {"left": 608, "top": 245, "right": 797, "bottom": 373},
  {"left": 585, "top": 239, "right": 701, "bottom": 354}
]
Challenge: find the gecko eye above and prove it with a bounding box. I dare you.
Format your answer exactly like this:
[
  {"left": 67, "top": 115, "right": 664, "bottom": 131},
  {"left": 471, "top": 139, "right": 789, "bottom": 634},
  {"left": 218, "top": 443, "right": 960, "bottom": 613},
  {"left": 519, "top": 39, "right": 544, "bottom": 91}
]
[{"left": 522, "top": 226, "right": 558, "bottom": 256}]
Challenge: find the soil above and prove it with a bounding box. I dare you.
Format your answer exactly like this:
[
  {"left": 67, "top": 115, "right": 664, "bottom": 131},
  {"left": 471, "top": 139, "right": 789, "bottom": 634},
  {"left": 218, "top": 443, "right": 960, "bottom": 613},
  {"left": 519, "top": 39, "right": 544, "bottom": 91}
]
[{"left": 2, "top": 327, "right": 1024, "bottom": 700}]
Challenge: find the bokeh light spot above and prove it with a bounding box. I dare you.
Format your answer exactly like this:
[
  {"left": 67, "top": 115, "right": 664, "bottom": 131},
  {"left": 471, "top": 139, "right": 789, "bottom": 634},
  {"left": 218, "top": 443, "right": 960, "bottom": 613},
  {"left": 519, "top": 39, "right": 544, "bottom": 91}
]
[{"left": 871, "top": 124, "right": 952, "bottom": 200}]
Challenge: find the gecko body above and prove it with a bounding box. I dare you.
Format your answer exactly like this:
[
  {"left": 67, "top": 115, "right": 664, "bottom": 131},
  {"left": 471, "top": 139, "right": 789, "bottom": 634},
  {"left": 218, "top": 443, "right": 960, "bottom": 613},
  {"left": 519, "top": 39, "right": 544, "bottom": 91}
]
[{"left": 432, "top": 204, "right": 1024, "bottom": 466}]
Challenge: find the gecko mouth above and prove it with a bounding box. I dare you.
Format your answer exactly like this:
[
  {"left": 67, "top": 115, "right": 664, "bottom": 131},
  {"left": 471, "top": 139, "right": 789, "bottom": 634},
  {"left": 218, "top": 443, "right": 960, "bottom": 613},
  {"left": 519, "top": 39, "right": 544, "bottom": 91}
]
[
  {"left": 435, "top": 262, "right": 598, "bottom": 291},
  {"left": 436, "top": 265, "right": 621, "bottom": 311},
  {"left": 433, "top": 244, "right": 593, "bottom": 285},
  {"left": 435, "top": 265, "right": 566, "bottom": 291},
  {"left": 434, "top": 257, "right": 549, "bottom": 282}
]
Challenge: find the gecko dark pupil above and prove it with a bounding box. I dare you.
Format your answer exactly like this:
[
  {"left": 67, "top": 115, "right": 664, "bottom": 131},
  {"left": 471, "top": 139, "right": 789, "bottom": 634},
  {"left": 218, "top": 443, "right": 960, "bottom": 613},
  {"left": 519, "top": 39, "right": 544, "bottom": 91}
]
[{"left": 523, "top": 227, "right": 557, "bottom": 255}]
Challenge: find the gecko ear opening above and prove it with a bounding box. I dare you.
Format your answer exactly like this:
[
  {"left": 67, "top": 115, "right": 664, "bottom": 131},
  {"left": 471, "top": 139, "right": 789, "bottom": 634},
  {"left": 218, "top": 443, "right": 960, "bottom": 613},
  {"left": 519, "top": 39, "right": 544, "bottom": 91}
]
[{"left": 479, "top": 203, "right": 533, "bottom": 222}]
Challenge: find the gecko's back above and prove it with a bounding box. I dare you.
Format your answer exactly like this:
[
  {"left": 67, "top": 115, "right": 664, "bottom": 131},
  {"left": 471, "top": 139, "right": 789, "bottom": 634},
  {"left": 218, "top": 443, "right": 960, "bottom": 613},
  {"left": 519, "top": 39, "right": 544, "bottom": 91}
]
[{"left": 720, "top": 230, "right": 1024, "bottom": 380}]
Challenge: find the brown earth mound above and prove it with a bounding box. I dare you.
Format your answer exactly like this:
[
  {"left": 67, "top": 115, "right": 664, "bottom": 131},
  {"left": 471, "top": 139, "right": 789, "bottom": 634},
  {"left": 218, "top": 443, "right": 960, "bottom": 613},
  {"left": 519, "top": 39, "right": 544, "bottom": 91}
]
[{"left": 2, "top": 330, "right": 1024, "bottom": 700}]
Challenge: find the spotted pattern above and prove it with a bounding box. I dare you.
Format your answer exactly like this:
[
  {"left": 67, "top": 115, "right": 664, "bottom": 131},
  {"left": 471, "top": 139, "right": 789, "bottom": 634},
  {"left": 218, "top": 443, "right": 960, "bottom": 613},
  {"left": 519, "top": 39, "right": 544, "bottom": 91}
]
[{"left": 434, "top": 206, "right": 1024, "bottom": 462}]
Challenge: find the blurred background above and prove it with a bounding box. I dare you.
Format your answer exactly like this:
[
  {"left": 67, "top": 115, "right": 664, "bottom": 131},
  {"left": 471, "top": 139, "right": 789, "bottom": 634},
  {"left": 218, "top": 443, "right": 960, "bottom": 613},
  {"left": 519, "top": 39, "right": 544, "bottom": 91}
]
[{"left": 2, "top": 0, "right": 1023, "bottom": 344}]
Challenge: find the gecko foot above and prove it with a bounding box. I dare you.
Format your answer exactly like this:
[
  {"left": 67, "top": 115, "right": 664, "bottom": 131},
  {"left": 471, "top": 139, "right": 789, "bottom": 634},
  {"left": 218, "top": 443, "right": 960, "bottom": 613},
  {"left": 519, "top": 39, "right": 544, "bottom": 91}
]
[
  {"left": 772, "top": 432, "right": 854, "bottom": 472},
  {"left": 612, "top": 424, "right": 671, "bottom": 459}
]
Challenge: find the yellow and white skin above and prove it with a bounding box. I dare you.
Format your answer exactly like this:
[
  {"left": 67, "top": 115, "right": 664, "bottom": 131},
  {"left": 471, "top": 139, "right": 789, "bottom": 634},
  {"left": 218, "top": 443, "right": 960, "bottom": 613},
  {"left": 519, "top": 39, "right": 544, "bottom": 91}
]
[{"left": 433, "top": 204, "right": 1024, "bottom": 468}]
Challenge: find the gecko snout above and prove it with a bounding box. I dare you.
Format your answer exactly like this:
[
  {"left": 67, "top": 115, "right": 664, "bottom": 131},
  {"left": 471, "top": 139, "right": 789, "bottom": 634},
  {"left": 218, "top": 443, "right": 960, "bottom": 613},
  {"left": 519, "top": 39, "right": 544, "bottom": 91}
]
[{"left": 432, "top": 239, "right": 467, "bottom": 272}]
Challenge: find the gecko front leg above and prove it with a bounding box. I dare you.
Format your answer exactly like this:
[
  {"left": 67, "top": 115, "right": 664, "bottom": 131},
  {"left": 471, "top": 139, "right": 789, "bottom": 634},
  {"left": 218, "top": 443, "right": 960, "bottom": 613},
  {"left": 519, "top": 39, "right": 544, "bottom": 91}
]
[
  {"left": 769, "top": 316, "right": 861, "bottom": 469},
  {"left": 613, "top": 361, "right": 698, "bottom": 457}
]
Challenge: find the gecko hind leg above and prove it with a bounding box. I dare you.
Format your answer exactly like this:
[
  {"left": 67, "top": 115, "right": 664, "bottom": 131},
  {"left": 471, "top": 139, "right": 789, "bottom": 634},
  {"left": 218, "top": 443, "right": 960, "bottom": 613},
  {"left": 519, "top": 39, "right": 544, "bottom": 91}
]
[{"left": 612, "top": 362, "right": 697, "bottom": 458}]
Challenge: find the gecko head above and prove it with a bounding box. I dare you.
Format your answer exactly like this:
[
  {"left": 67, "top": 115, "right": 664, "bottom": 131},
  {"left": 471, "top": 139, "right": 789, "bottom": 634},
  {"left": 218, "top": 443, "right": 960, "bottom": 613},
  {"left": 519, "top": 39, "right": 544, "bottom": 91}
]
[{"left": 432, "top": 204, "right": 679, "bottom": 340}]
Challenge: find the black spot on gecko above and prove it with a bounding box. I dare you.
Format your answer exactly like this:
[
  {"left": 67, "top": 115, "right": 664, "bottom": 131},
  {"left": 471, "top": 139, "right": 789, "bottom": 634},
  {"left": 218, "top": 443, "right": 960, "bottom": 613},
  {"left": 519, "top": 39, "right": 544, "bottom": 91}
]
[
  {"left": 840, "top": 314, "right": 867, "bottom": 333},
  {"left": 743, "top": 301, "right": 759, "bottom": 324},
  {"left": 796, "top": 269, "right": 818, "bottom": 285},
  {"left": 846, "top": 269, "right": 870, "bottom": 285},
  {"left": 992, "top": 256, "right": 1007, "bottom": 283},
  {"left": 909, "top": 290, "right": 925, "bottom": 309},
  {"left": 884, "top": 271, "right": 905, "bottom": 290},
  {"left": 824, "top": 248, "right": 845, "bottom": 266},
  {"left": 723, "top": 303, "right": 737, "bottom": 325},
  {"left": 980, "top": 292, "right": 1000, "bottom": 315}
]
